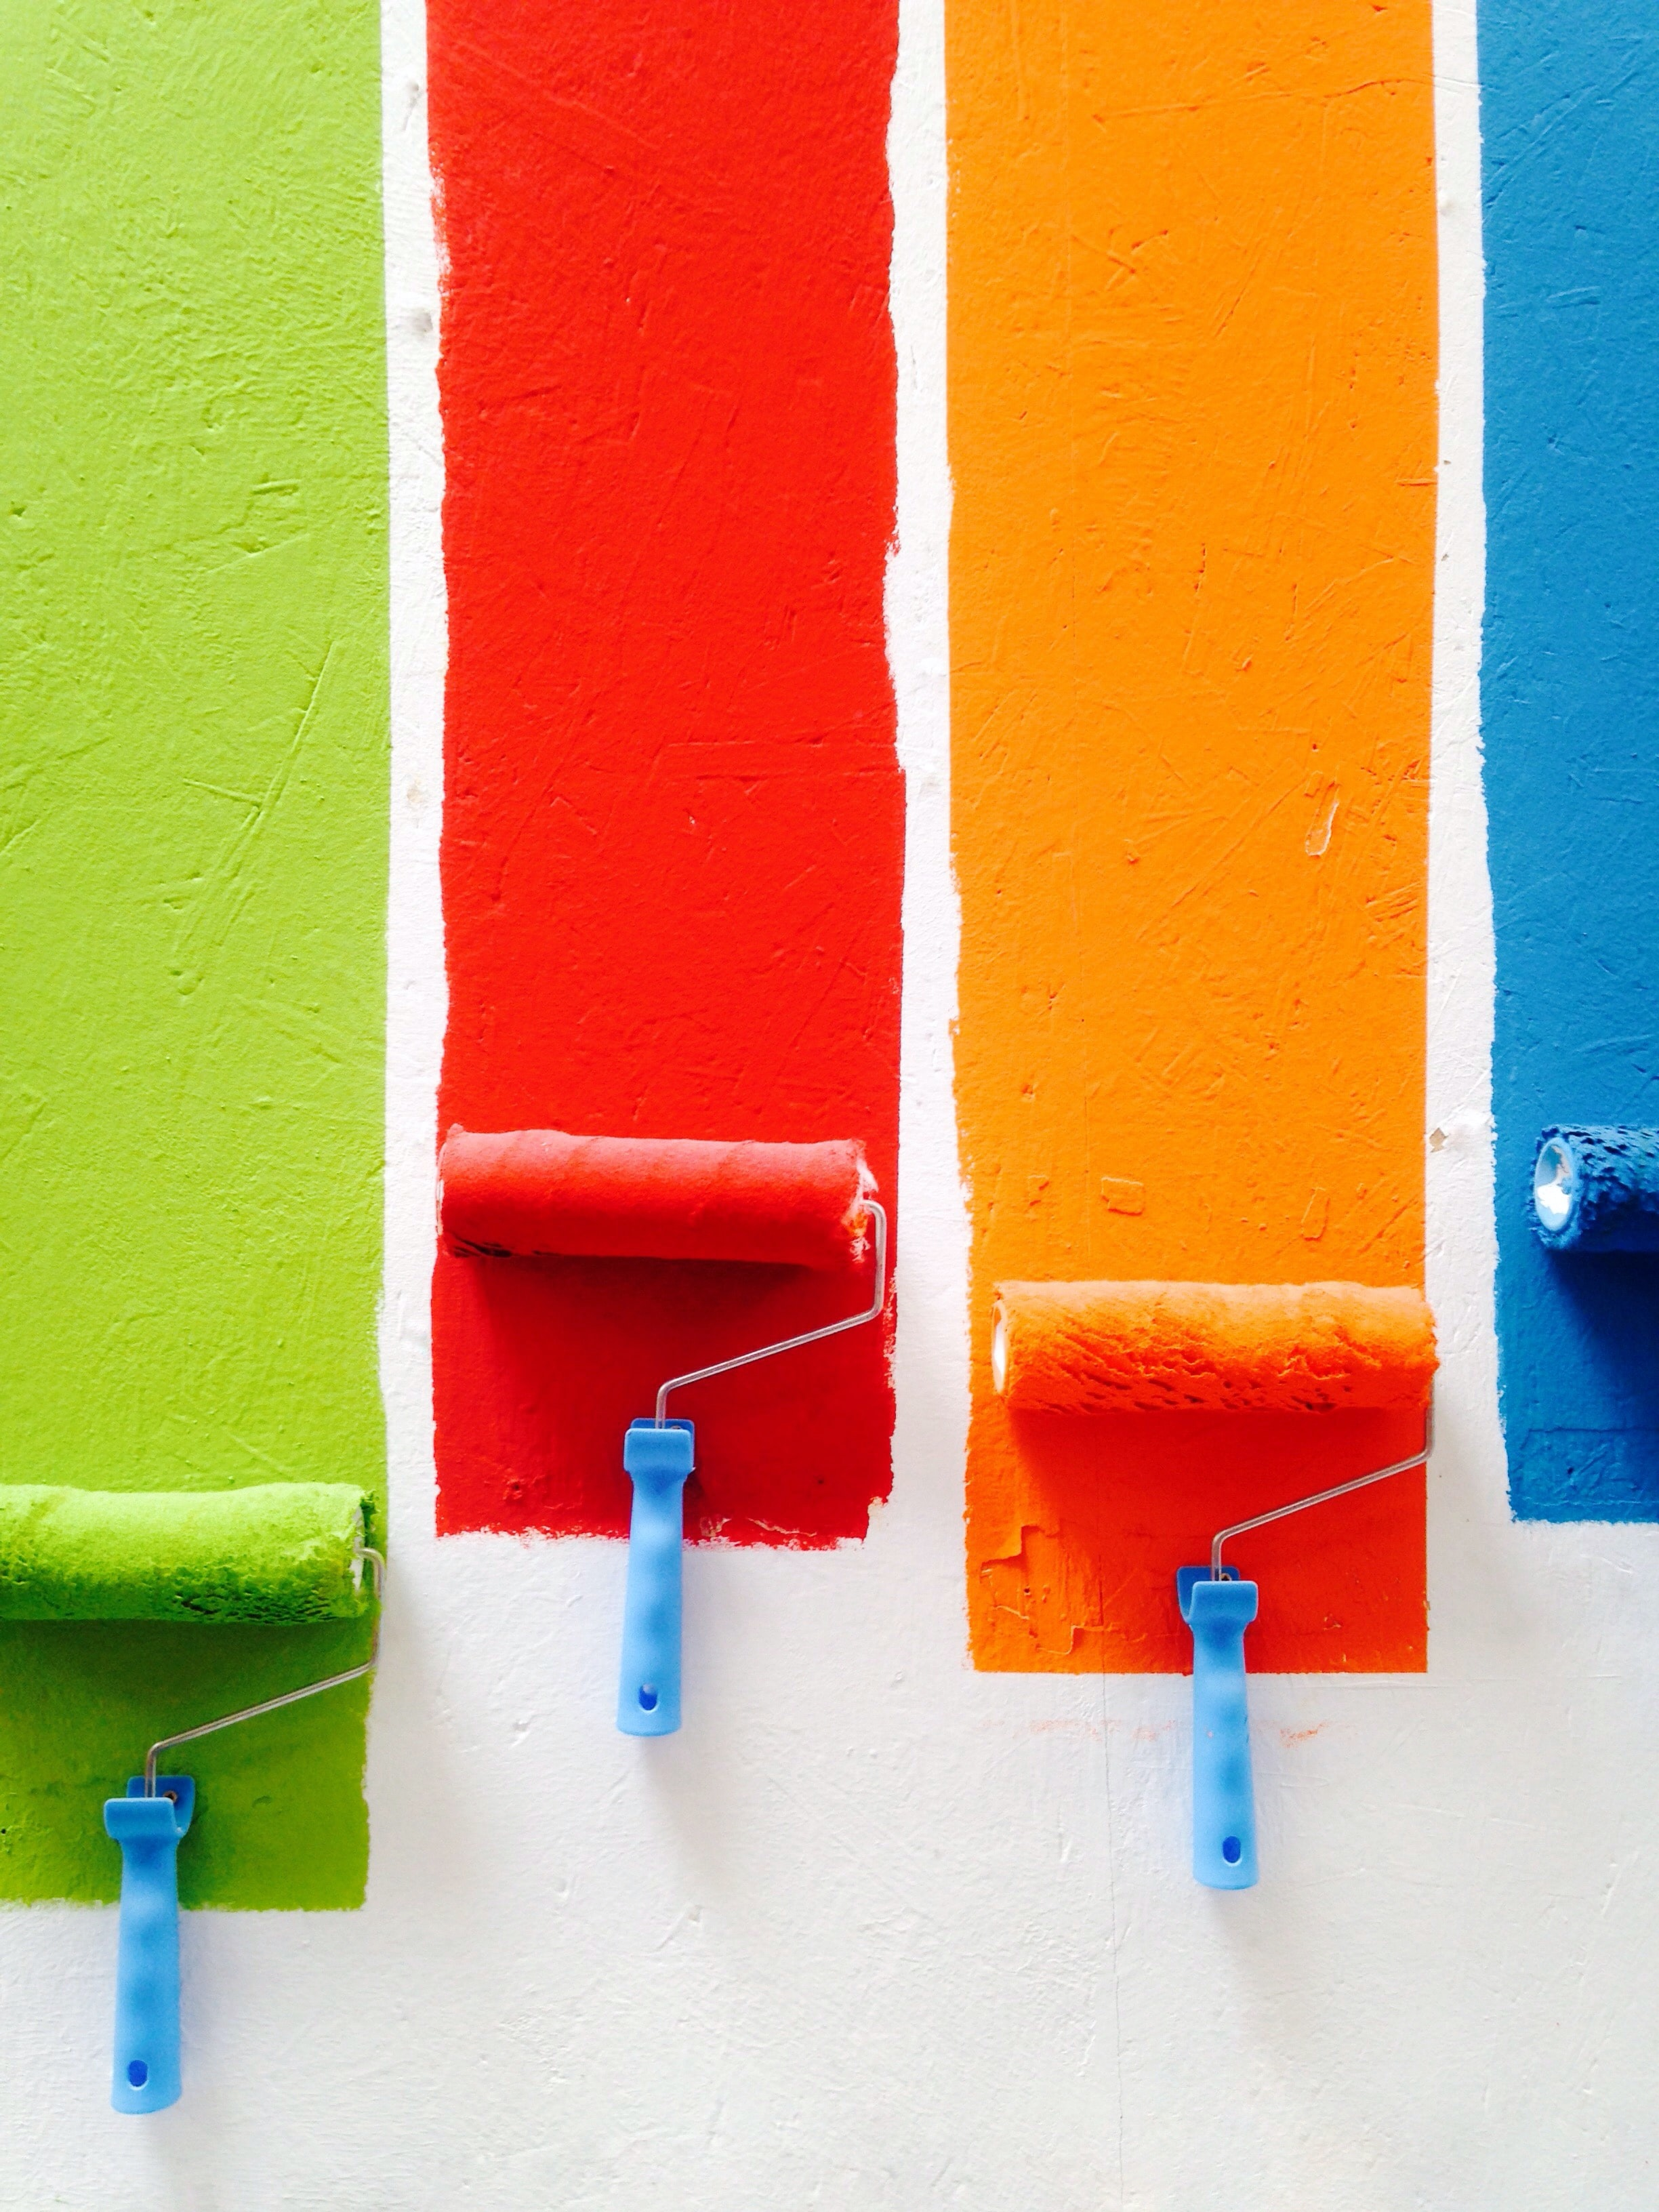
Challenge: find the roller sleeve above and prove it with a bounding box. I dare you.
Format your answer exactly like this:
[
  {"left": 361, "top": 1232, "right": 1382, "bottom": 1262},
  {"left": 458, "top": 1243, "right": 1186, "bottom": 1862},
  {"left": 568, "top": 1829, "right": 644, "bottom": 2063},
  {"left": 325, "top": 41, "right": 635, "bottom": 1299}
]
[
  {"left": 1532, "top": 1125, "right": 1659, "bottom": 1252},
  {"left": 0, "top": 1483, "right": 373, "bottom": 1622},
  {"left": 991, "top": 1279, "right": 1436, "bottom": 1414},
  {"left": 439, "top": 1128, "right": 872, "bottom": 1269}
]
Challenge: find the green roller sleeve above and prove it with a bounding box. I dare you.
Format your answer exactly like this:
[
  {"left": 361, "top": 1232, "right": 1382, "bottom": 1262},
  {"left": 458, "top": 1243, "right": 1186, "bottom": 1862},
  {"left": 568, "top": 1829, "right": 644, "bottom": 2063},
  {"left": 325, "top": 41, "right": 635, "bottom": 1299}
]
[{"left": 0, "top": 1484, "right": 374, "bottom": 1624}]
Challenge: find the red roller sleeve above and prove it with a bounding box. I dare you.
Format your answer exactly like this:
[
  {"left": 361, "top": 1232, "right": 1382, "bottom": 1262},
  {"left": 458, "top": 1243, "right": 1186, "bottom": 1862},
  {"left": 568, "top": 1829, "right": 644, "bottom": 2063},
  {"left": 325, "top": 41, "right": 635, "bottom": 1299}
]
[{"left": 441, "top": 1130, "right": 872, "bottom": 1270}]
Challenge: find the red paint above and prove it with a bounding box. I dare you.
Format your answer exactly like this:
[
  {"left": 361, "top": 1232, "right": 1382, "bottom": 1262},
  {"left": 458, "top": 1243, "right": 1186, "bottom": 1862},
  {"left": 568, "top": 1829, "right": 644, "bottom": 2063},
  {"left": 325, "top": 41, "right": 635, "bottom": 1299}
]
[
  {"left": 440, "top": 1130, "right": 872, "bottom": 1269},
  {"left": 426, "top": 0, "right": 903, "bottom": 1544}
]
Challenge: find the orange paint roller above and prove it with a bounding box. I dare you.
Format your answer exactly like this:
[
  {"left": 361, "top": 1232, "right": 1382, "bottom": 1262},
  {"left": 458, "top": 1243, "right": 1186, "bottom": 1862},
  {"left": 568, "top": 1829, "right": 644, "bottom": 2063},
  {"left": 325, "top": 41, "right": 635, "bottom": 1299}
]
[
  {"left": 439, "top": 1129, "right": 886, "bottom": 1736},
  {"left": 991, "top": 1277, "right": 1436, "bottom": 1889},
  {"left": 991, "top": 1279, "right": 1436, "bottom": 1416}
]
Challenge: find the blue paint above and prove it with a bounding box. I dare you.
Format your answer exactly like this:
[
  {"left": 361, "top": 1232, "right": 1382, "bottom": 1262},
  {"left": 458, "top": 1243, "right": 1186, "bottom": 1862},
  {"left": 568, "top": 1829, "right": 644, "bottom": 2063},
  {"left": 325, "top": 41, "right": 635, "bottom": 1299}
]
[{"left": 1483, "top": 3, "right": 1659, "bottom": 1519}]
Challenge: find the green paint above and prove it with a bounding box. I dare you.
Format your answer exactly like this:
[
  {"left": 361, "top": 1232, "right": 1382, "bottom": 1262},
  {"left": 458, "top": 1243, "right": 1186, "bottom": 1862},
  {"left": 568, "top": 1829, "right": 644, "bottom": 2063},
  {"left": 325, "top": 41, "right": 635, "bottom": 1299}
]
[
  {"left": 0, "top": 1, "right": 388, "bottom": 1904},
  {"left": 0, "top": 1485, "right": 375, "bottom": 1622}
]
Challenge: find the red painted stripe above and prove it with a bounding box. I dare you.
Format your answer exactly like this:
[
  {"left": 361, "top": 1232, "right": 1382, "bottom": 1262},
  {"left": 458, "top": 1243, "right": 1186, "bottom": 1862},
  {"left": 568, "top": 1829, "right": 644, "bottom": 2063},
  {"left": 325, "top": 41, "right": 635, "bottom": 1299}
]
[{"left": 426, "top": 0, "right": 902, "bottom": 1544}]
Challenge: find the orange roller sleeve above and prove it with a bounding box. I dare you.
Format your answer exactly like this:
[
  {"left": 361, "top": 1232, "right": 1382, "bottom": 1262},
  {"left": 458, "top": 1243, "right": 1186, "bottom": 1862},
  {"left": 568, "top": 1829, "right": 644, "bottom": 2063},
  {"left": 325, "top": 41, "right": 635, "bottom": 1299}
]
[{"left": 992, "top": 1282, "right": 1437, "bottom": 1417}]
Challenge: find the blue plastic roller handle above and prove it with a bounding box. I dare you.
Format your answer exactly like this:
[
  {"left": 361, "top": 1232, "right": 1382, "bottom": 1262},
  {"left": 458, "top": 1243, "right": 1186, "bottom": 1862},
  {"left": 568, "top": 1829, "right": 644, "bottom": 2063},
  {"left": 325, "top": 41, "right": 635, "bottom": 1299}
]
[
  {"left": 104, "top": 1775, "right": 194, "bottom": 2113},
  {"left": 1178, "top": 1572, "right": 1260, "bottom": 1889},
  {"left": 617, "top": 1419, "right": 695, "bottom": 1736}
]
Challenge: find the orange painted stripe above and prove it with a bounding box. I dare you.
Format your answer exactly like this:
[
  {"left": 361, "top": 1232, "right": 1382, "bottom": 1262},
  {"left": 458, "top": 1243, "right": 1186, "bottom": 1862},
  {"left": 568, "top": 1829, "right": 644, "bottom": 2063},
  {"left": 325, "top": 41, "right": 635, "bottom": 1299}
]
[{"left": 949, "top": 1, "right": 1437, "bottom": 1672}]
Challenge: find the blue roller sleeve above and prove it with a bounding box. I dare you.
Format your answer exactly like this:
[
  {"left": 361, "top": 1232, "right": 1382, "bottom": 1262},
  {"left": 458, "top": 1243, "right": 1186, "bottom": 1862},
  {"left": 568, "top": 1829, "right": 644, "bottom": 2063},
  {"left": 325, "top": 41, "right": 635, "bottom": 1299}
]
[
  {"left": 617, "top": 1420, "right": 695, "bottom": 1737},
  {"left": 1532, "top": 1125, "right": 1659, "bottom": 1252},
  {"left": 104, "top": 1775, "right": 194, "bottom": 2113},
  {"left": 1178, "top": 1573, "right": 1259, "bottom": 1889}
]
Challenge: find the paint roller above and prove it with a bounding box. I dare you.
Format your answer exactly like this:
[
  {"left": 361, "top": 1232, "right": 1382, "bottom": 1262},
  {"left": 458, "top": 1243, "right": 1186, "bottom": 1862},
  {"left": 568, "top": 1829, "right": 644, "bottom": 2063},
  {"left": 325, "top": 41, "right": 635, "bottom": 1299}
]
[
  {"left": 1532, "top": 1125, "right": 1659, "bottom": 1251},
  {"left": 991, "top": 1279, "right": 1437, "bottom": 1888},
  {"left": 0, "top": 1481, "right": 383, "bottom": 2112},
  {"left": 440, "top": 1128, "right": 886, "bottom": 1737}
]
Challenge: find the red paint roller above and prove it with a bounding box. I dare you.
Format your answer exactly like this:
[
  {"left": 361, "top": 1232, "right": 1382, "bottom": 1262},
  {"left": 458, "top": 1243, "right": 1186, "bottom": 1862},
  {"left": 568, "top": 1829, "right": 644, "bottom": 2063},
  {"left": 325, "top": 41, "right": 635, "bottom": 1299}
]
[
  {"left": 441, "top": 1129, "right": 871, "bottom": 1269},
  {"left": 991, "top": 1277, "right": 1436, "bottom": 1890},
  {"left": 439, "top": 1128, "right": 886, "bottom": 1738}
]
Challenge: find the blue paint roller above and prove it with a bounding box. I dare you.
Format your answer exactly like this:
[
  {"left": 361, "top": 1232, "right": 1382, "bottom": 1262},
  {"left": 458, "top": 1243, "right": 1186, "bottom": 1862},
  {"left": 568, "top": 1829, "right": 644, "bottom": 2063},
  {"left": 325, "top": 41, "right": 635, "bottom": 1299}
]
[{"left": 1532, "top": 1126, "right": 1659, "bottom": 1252}]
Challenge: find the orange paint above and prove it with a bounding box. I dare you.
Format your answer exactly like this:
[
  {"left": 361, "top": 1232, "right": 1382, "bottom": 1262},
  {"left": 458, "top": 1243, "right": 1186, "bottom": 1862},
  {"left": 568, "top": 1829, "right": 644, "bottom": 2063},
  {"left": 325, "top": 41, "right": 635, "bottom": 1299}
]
[{"left": 949, "top": 1, "right": 1437, "bottom": 1671}]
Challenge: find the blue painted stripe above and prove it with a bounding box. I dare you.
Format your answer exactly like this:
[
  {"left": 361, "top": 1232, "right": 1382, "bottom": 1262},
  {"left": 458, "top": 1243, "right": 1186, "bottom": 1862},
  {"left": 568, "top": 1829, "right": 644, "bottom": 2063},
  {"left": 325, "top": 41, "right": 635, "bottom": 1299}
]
[{"left": 1483, "top": 3, "right": 1659, "bottom": 1518}]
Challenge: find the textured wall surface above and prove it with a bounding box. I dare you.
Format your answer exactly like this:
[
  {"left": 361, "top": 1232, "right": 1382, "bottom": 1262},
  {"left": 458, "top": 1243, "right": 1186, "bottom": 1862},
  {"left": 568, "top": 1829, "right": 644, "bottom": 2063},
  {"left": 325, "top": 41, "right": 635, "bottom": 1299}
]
[
  {"left": 426, "top": 0, "right": 905, "bottom": 1548},
  {"left": 950, "top": 0, "right": 1439, "bottom": 1672},
  {"left": 0, "top": 0, "right": 387, "bottom": 1905},
  {"left": 1483, "top": 1, "right": 1659, "bottom": 1518},
  {"left": 0, "top": 0, "right": 1658, "bottom": 2205}
]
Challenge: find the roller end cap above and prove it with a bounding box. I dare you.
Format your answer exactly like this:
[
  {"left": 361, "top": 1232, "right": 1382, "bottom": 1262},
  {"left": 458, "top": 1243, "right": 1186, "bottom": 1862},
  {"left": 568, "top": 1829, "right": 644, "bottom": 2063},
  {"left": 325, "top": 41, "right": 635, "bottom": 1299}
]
[{"left": 1532, "top": 1125, "right": 1659, "bottom": 1252}]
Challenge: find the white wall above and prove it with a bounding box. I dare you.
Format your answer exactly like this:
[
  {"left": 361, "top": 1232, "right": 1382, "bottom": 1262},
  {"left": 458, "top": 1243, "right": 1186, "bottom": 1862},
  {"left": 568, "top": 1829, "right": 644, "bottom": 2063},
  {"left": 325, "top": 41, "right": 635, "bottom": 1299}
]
[{"left": 3, "top": 1, "right": 1658, "bottom": 2205}]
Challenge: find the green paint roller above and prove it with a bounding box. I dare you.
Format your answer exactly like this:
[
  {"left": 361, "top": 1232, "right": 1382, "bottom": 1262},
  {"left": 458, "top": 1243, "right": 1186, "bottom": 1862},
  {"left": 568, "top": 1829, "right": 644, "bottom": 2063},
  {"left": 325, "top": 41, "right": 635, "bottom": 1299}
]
[
  {"left": 0, "top": 1483, "right": 376, "bottom": 1624},
  {"left": 0, "top": 1481, "right": 384, "bottom": 2112}
]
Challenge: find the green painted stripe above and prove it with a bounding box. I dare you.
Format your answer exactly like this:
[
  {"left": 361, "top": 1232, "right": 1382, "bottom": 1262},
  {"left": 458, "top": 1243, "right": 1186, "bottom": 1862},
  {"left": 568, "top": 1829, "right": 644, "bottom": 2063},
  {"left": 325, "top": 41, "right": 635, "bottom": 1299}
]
[{"left": 0, "top": 0, "right": 388, "bottom": 1906}]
